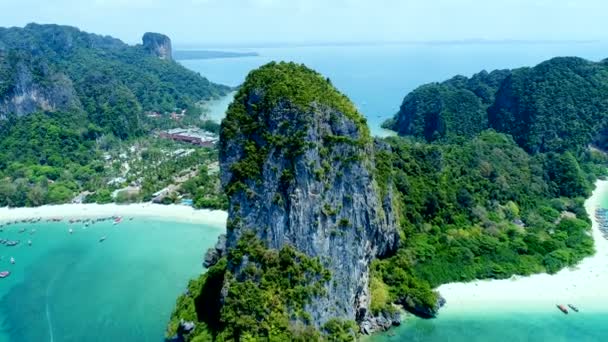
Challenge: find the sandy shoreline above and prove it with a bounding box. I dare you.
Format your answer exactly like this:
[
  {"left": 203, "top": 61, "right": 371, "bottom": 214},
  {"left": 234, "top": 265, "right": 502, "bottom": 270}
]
[
  {"left": 0, "top": 203, "right": 228, "bottom": 227},
  {"left": 437, "top": 180, "right": 608, "bottom": 314}
]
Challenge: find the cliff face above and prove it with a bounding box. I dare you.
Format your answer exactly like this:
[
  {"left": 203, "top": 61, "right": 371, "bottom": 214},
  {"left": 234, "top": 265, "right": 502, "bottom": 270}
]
[
  {"left": 142, "top": 32, "right": 172, "bottom": 60},
  {"left": 217, "top": 62, "right": 398, "bottom": 328},
  {"left": 0, "top": 52, "right": 79, "bottom": 119}
]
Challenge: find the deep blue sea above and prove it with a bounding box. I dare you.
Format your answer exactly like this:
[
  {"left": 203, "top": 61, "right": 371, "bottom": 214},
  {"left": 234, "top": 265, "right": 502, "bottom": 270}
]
[
  {"left": 181, "top": 42, "right": 608, "bottom": 136},
  {"left": 180, "top": 42, "right": 608, "bottom": 341}
]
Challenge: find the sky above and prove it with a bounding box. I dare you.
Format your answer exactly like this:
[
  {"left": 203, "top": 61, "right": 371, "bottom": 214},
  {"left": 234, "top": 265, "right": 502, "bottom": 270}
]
[{"left": 0, "top": 0, "right": 605, "bottom": 47}]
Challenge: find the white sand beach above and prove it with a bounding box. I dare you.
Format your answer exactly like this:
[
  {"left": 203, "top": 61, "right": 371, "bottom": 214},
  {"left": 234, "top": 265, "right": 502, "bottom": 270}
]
[
  {"left": 0, "top": 203, "right": 228, "bottom": 227},
  {"left": 437, "top": 180, "right": 608, "bottom": 314}
]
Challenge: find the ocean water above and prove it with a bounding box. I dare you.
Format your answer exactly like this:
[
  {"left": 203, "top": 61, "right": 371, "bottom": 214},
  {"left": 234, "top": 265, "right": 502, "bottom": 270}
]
[
  {"left": 371, "top": 311, "right": 608, "bottom": 342},
  {"left": 0, "top": 218, "right": 223, "bottom": 342},
  {"left": 180, "top": 42, "right": 608, "bottom": 136}
]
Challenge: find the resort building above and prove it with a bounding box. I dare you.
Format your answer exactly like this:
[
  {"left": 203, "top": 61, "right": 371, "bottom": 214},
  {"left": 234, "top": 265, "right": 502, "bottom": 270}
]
[{"left": 158, "top": 128, "right": 219, "bottom": 147}]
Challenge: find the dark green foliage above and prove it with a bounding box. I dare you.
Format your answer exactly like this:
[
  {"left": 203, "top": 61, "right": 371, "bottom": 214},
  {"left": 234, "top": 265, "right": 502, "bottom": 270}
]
[
  {"left": 489, "top": 57, "right": 608, "bottom": 153},
  {"left": 380, "top": 61, "right": 605, "bottom": 315},
  {"left": 167, "top": 232, "right": 332, "bottom": 341},
  {"left": 373, "top": 131, "right": 596, "bottom": 311},
  {"left": 0, "top": 23, "right": 229, "bottom": 112},
  {"left": 543, "top": 151, "right": 592, "bottom": 198},
  {"left": 0, "top": 112, "right": 97, "bottom": 206},
  {"left": 384, "top": 69, "right": 510, "bottom": 142},
  {"left": 322, "top": 319, "right": 358, "bottom": 342},
  {"left": 386, "top": 56, "right": 608, "bottom": 154},
  {"left": 179, "top": 168, "right": 228, "bottom": 210}
]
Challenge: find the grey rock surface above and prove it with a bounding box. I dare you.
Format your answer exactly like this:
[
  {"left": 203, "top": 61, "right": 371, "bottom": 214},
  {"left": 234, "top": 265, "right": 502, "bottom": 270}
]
[
  {"left": 203, "top": 234, "right": 226, "bottom": 268},
  {"left": 142, "top": 32, "right": 172, "bottom": 60},
  {"left": 0, "top": 53, "right": 80, "bottom": 118},
  {"left": 219, "top": 90, "right": 399, "bottom": 330}
]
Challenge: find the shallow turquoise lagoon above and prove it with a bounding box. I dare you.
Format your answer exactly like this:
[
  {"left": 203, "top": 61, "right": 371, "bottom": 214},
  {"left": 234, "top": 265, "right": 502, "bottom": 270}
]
[
  {"left": 0, "top": 218, "right": 223, "bottom": 342},
  {"left": 370, "top": 311, "right": 608, "bottom": 342}
]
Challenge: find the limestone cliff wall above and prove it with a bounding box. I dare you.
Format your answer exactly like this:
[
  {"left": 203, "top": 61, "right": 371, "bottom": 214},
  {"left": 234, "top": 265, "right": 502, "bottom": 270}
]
[{"left": 214, "top": 62, "right": 399, "bottom": 329}]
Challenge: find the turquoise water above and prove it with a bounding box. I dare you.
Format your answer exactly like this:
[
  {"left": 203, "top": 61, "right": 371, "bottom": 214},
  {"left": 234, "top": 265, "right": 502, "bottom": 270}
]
[
  {"left": 180, "top": 42, "right": 608, "bottom": 136},
  {"left": 0, "top": 219, "right": 223, "bottom": 342},
  {"left": 372, "top": 312, "right": 608, "bottom": 342}
]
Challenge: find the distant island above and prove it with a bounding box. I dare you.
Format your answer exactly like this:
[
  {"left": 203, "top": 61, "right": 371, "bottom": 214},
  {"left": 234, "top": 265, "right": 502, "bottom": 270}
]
[{"left": 173, "top": 50, "right": 259, "bottom": 60}]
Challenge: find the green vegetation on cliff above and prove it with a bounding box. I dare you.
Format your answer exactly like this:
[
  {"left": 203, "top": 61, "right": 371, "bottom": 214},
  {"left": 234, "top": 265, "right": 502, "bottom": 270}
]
[
  {"left": 221, "top": 61, "right": 370, "bottom": 196},
  {"left": 172, "top": 62, "right": 385, "bottom": 341},
  {"left": 166, "top": 232, "right": 357, "bottom": 342},
  {"left": 385, "top": 57, "right": 608, "bottom": 154},
  {"left": 488, "top": 57, "right": 608, "bottom": 153},
  {"left": 383, "top": 69, "right": 510, "bottom": 142}
]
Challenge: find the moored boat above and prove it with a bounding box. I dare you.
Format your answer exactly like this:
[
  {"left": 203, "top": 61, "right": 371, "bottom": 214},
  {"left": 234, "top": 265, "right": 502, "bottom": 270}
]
[
  {"left": 99, "top": 236, "right": 106, "bottom": 242},
  {"left": 0, "top": 271, "right": 9, "bottom": 278},
  {"left": 568, "top": 304, "right": 579, "bottom": 312},
  {"left": 557, "top": 304, "right": 568, "bottom": 314}
]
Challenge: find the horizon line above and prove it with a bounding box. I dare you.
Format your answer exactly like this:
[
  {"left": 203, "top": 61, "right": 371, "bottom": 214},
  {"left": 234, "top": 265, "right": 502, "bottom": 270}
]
[{"left": 173, "top": 38, "right": 603, "bottom": 50}]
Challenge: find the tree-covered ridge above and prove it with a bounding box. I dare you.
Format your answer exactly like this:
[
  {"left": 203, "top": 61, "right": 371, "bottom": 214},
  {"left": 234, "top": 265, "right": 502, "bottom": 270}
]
[
  {"left": 0, "top": 23, "right": 230, "bottom": 138},
  {"left": 385, "top": 56, "right": 608, "bottom": 154},
  {"left": 372, "top": 131, "right": 602, "bottom": 316},
  {"left": 383, "top": 69, "right": 510, "bottom": 141},
  {"left": 489, "top": 57, "right": 608, "bottom": 153},
  {"left": 0, "top": 112, "right": 100, "bottom": 206}
]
